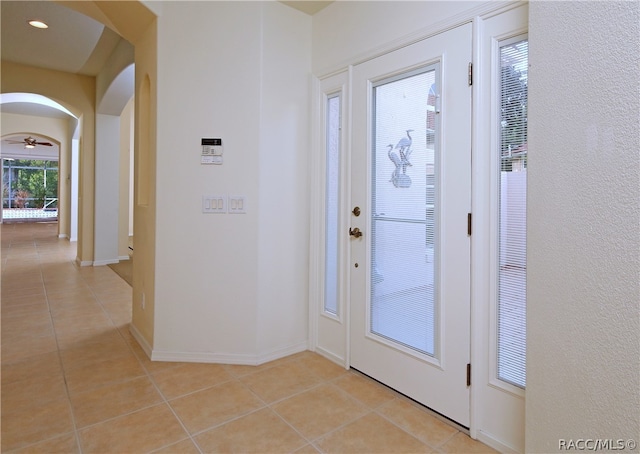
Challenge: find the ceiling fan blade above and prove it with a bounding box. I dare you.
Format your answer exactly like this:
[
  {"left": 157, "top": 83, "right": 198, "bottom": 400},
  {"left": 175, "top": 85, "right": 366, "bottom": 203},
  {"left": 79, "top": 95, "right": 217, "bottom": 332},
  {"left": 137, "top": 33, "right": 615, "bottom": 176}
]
[{"left": 4, "top": 138, "right": 54, "bottom": 146}]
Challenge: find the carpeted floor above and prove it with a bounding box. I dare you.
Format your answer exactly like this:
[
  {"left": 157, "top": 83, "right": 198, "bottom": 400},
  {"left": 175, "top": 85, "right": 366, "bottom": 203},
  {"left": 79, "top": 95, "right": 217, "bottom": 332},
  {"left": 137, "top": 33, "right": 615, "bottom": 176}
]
[
  {"left": 108, "top": 237, "right": 133, "bottom": 286},
  {"left": 108, "top": 256, "right": 132, "bottom": 286}
]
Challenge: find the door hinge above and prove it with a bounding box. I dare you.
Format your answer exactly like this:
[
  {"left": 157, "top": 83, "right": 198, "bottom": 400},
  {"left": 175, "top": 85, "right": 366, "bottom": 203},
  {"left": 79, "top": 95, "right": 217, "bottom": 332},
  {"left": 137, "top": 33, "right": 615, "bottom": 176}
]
[
  {"left": 467, "top": 213, "right": 472, "bottom": 236},
  {"left": 468, "top": 62, "right": 473, "bottom": 86},
  {"left": 466, "top": 363, "right": 471, "bottom": 387}
]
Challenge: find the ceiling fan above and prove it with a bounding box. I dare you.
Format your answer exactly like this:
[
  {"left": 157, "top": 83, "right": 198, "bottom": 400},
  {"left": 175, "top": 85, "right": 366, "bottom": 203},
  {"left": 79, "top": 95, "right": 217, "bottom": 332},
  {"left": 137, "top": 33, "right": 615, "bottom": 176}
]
[{"left": 6, "top": 136, "right": 53, "bottom": 148}]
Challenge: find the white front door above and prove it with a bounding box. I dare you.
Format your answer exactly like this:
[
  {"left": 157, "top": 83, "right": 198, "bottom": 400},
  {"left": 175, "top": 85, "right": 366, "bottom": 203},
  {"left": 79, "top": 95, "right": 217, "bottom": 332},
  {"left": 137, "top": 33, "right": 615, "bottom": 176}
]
[{"left": 349, "top": 23, "right": 472, "bottom": 427}]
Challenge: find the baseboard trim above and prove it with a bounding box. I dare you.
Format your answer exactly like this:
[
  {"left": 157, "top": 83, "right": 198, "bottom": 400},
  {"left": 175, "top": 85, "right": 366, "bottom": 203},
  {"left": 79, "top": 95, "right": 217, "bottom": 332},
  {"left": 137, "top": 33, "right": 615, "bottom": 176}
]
[
  {"left": 118, "top": 255, "right": 130, "bottom": 261},
  {"left": 58, "top": 234, "right": 69, "bottom": 239},
  {"left": 93, "top": 259, "right": 120, "bottom": 266},
  {"left": 151, "top": 341, "right": 308, "bottom": 366},
  {"left": 476, "top": 429, "right": 520, "bottom": 454},
  {"left": 76, "top": 258, "right": 92, "bottom": 267},
  {"left": 257, "top": 341, "right": 308, "bottom": 365},
  {"left": 314, "top": 346, "right": 347, "bottom": 369},
  {"left": 129, "top": 323, "right": 153, "bottom": 360},
  {"left": 151, "top": 350, "right": 259, "bottom": 365}
]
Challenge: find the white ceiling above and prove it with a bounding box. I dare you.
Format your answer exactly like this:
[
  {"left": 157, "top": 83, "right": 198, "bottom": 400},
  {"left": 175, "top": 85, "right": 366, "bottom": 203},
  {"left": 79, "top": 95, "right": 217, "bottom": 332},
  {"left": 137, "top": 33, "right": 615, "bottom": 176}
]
[
  {"left": 281, "top": 1, "right": 333, "bottom": 15},
  {"left": 1, "top": 1, "right": 122, "bottom": 77},
  {"left": 1, "top": 0, "right": 120, "bottom": 146},
  {"left": 1, "top": 0, "right": 332, "bottom": 76},
  {"left": 0, "top": 0, "right": 332, "bottom": 127}
]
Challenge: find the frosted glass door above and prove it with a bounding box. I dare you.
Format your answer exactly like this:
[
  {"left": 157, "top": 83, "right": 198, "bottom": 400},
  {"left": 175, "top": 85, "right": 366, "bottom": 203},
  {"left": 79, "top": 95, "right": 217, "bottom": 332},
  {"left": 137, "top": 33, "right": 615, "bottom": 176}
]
[{"left": 350, "top": 23, "right": 472, "bottom": 427}]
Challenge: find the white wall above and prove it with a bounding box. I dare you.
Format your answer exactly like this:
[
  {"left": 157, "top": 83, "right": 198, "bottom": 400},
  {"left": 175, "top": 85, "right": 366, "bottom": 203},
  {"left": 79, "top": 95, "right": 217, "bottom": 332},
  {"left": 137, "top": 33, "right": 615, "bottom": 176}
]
[
  {"left": 70, "top": 135, "right": 79, "bottom": 242},
  {"left": 94, "top": 113, "right": 121, "bottom": 265},
  {"left": 527, "top": 2, "right": 640, "bottom": 451},
  {"left": 94, "top": 39, "right": 135, "bottom": 265},
  {"left": 257, "top": 2, "right": 311, "bottom": 358},
  {"left": 313, "top": 1, "right": 483, "bottom": 75},
  {"left": 118, "top": 98, "right": 133, "bottom": 259},
  {"left": 152, "top": 2, "right": 310, "bottom": 362}
]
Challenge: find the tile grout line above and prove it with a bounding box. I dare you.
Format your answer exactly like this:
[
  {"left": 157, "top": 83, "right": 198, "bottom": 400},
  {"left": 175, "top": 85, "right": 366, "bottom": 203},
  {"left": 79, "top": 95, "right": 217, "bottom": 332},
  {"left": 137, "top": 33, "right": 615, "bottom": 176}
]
[
  {"left": 153, "top": 360, "right": 329, "bottom": 450},
  {"left": 214, "top": 363, "right": 326, "bottom": 451},
  {"left": 141, "top": 375, "right": 206, "bottom": 453},
  {"left": 39, "top": 244, "right": 87, "bottom": 454},
  {"left": 352, "top": 370, "right": 464, "bottom": 451},
  {"left": 114, "top": 328, "right": 207, "bottom": 454},
  {"left": 373, "top": 404, "right": 456, "bottom": 452},
  {"left": 348, "top": 368, "right": 469, "bottom": 441},
  {"left": 46, "top": 237, "right": 136, "bottom": 453},
  {"left": 73, "top": 260, "right": 202, "bottom": 454},
  {"left": 269, "top": 371, "right": 398, "bottom": 453},
  {"left": 144, "top": 358, "right": 340, "bottom": 451},
  {"left": 233, "top": 362, "right": 361, "bottom": 453},
  {"left": 120, "top": 350, "right": 322, "bottom": 450},
  {"left": 1, "top": 224, "right": 490, "bottom": 454}
]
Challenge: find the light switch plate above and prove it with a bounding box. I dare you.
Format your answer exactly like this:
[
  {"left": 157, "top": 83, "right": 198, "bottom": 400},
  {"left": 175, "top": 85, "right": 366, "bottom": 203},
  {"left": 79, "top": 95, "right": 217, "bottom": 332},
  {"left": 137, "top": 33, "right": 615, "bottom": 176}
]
[
  {"left": 228, "top": 196, "right": 246, "bottom": 214},
  {"left": 202, "top": 195, "right": 226, "bottom": 213}
]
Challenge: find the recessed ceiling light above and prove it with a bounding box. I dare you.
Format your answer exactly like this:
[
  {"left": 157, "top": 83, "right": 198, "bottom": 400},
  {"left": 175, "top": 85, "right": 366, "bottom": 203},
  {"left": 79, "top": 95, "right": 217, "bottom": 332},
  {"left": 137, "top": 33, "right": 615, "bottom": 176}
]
[{"left": 28, "top": 20, "right": 48, "bottom": 29}]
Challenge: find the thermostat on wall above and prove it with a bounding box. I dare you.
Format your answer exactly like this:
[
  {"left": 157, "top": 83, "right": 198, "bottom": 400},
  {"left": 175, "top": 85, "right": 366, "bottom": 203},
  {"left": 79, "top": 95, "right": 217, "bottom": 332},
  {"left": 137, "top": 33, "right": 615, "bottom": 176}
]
[{"left": 201, "top": 138, "right": 223, "bottom": 165}]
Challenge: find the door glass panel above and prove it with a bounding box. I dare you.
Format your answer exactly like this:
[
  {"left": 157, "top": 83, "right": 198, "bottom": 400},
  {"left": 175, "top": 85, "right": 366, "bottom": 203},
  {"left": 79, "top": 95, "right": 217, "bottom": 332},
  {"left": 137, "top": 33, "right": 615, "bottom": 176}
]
[
  {"left": 324, "top": 94, "right": 341, "bottom": 315},
  {"left": 497, "top": 38, "right": 528, "bottom": 388},
  {"left": 371, "top": 67, "right": 438, "bottom": 357}
]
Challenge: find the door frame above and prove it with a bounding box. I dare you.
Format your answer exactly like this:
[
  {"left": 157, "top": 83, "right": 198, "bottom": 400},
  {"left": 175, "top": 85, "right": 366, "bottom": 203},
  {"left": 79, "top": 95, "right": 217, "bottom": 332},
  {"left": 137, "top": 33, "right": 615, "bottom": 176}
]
[
  {"left": 309, "top": 68, "right": 352, "bottom": 369},
  {"left": 309, "top": 2, "right": 529, "bottom": 452},
  {"left": 470, "top": 4, "right": 528, "bottom": 453}
]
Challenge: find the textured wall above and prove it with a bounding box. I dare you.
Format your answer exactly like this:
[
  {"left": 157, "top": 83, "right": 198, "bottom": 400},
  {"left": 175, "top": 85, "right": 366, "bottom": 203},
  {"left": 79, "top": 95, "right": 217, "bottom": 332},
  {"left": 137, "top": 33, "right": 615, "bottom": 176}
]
[
  {"left": 527, "top": 2, "right": 640, "bottom": 452},
  {"left": 152, "top": 2, "right": 311, "bottom": 361}
]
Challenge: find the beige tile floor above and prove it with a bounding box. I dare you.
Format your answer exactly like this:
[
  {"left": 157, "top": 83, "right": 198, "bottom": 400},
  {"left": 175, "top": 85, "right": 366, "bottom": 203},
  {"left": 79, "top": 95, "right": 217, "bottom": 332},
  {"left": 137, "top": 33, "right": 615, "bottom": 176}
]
[{"left": 1, "top": 222, "right": 497, "bottom": 453}]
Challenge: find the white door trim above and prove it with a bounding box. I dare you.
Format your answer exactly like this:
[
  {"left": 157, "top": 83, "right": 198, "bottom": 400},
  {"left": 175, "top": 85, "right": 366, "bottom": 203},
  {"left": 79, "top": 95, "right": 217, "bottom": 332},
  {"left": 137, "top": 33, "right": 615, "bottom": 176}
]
[
  {"left": 309, "top": 69, "right": 352, "bottom": 369},
  {"left": 470, "top": 3, "right": 528, "bottom": 453},
  {"left": 310, "top": 2, "right": 529, "bottom": 452}
]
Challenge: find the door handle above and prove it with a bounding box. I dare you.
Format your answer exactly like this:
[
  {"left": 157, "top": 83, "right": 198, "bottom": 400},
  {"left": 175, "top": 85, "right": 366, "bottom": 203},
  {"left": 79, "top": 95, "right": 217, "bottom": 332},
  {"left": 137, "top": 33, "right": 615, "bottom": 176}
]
[{"left": 349, "top": 227, "right": 362, "bottom": 238}]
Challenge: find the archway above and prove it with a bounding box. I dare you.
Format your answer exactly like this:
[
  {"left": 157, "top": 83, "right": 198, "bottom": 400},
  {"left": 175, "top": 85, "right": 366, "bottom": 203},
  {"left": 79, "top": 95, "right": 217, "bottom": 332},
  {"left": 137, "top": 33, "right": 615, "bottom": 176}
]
[{"left": 0, "top": 94, "right": 77, "bottom": 236}]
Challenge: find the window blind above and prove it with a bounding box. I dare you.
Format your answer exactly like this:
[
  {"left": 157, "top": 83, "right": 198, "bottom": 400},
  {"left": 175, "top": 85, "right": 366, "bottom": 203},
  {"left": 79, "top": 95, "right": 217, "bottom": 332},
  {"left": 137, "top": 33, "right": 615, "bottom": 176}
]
[{"left": 497, "top": 38, "right": 528, "bottom": 388}]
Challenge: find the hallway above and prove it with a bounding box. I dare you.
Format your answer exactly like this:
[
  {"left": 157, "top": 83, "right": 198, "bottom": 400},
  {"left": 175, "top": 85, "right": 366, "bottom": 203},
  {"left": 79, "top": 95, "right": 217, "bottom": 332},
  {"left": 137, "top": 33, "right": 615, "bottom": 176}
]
[{"left": 1, "top": 222, "right": 495, "bottom": 453}]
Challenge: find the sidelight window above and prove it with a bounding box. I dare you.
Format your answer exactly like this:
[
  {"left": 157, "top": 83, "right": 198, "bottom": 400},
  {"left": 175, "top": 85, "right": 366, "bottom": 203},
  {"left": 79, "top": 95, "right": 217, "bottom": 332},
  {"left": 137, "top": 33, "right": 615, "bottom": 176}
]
[{"left": 497, "top": 37, "right": 528, "bottom": 388}]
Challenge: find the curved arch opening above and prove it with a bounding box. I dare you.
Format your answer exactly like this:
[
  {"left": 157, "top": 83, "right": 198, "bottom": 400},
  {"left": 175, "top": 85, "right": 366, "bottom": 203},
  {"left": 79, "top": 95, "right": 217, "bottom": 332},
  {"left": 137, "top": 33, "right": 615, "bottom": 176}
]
[
  {"left": 97, "top": 63, "right": 135, "bottom": 116},
  {"left": 1, "top": 93, "right": 78, "bottom": 229},
  {"left": 0, "top": 93, "right": 77, "bottom": 119}
]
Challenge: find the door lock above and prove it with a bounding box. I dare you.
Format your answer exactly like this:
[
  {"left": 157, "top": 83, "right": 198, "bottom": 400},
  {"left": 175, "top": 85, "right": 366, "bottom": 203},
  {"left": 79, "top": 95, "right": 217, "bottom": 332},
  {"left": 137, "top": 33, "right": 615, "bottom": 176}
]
[
  {"left": 349, "top": 227, "right": 362, "bottom": 238},
  {"left": 352, "top": 206, "right": 361, "bottom": 217}
]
